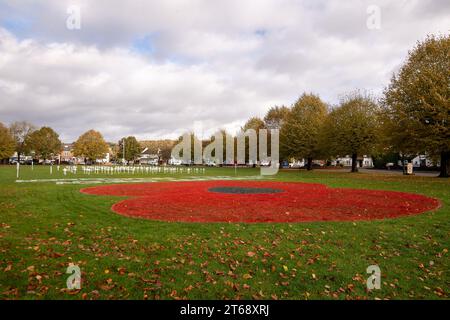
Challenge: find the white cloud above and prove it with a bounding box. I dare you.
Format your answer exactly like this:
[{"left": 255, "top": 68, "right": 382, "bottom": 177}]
[{"left": 0, "top": 0, "right": 449, "bottom": 142}]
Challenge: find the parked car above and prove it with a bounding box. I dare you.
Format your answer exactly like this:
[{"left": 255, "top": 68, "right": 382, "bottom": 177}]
[
  {"left": 289, "top": 161, "right": 302, "bottom": 168},
  {"left": 386, "top": 162, "right": 394, "bottom": 170},
  {"left": 168, "top": 158, "right": 183, "bottom": 166},
  {"left": 9, "top": 157, "right": 28, "bottom": 165},
  {"left": 204, "top": 159, "right": 217, "bottom": 167},
  {"left": 42, "top": 159, "right": 56, "bottom": 165}
]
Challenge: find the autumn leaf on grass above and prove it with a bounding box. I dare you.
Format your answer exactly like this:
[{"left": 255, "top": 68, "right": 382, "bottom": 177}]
[
  {"left": 99, "top": 279, "right": 115, "bottom": 291},
  {"left": 65, "top": 288, "right": 81, "bottom": 295},
  {"left": 247, "top": 251, "right": 256, "bottom": 258},
  {"left": 51, "top": 252, "right": 65, "bottom": 258},
  {"left": 243, "top": 273, "right": 253, "bottom": 280},
  {"left": 184, "top": 285, "right": 194, "bottom": 292},
  {"left": 434, "top": 287, "right": 445, "bottom": 297},
  {"left": 170, "top": 290, "right": 181, "bottom": 299}
]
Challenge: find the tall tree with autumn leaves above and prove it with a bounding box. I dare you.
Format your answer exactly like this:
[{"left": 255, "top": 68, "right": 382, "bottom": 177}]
[
  {"left": 0, "top": 122, "right": 15, "bottom": 162},
  {"left": 73, "top": 129, "right": 109, "bottom": 164},
  {"left": 280, "top": 93, "right": 328, "bottom": 170},
  {"left": 382, "top": 35, "right": 450, "bottom": 177},
  {"left": 321, "top": 92, "right": 380, "bottom": 172},
  {"left": 264, "top": 106, "right": 290, "bottom": 130},
  {"left": 27, "top": 127, "right": 62, "bottom": 161},
  {"left": 241, "top": 117, "right": 266, "bottom": 165}
]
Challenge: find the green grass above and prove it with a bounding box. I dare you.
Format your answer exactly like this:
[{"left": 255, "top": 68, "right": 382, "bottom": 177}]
[{"left": 0, "top": 165, "right": 448, "bottom": 300}]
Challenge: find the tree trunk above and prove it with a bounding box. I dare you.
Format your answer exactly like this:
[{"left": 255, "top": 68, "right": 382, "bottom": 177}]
[
  {"left": 306, "top": 157, "right": 313, "bottom": 171},
  {"left": 351, "top": 153, "right": 358, "bottom": 173},
  {"left": 401, "top": 154, "right": 406, "bottom": 175},
  {"left": 438, "top": 151, "right": 449, "bottom": 178},
  {"left": 17, "top": 152, "right": 21, "bottom": 163}
]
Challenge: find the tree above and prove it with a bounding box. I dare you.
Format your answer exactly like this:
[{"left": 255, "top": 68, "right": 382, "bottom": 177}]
[
  {"left": 27, "top": 127, "right": 62, "bottom": 161},
  {"left": 264, "top": 106, "right": 290, "bottom": 130},
  {"left": 9, "top": 121, "right": 36, "bottom": 162},
  {"left": 280, "top": 93, "right": 328, "bottom": 170},
  {"left": 322, "top": 92, "right": 380, "bottom": 172},
  {"left": 241, "top": 117, "right": 265, "bottom": 165},
  {"left": 73, "top": 130, "right": 109, "bottom": 163},
  {"left": 242, "top": 117, "right": 265, "bottom": 132},
  {"left": 117, "top": 136, "right": 142, "bottom": 162},
  {"left": 264, "top": 106, "right": 290, "bottom": 164},
  {"left": 382, "top": 34, "right": 450, "bottom": 177},
  {"left": 0, "top": 122, "right": 15, "bottom": 162}
]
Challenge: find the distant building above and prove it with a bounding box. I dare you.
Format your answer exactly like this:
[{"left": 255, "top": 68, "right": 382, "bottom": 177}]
[
  {"left": 60, "top": 143, "right": 112, "bottom": 164},
  {"left": 335, "top": 155, "right": 373, "bottom": 168},
  {"left": 411, "top": 154, "right": 434, "bottom": 168},
  {"left": 60, "top": 144, "right": 75, "bottom": 163},
  {"left": 139, "top": 147, "right": 159, "bottom": 165},
  {"left": 95, "top": 145, "right": 113, "bottom": 164}
]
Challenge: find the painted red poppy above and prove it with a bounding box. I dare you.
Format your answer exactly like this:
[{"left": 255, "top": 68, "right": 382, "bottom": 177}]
[{"left": 80, "top": 181, "right": 440, "bottom": 223}]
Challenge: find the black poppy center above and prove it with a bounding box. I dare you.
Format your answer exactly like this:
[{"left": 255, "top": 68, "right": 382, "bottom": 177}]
[{"left": 208, "top": 186, "right": 283, "bottom": 194}]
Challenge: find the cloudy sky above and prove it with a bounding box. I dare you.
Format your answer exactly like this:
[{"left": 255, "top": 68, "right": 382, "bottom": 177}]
[{"left": 0, "top": 0, "right": 449, "bottom": 142}]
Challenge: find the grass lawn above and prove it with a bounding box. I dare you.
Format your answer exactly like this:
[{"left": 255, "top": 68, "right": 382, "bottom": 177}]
[{"left": 0, "top": 165, "right": 448, "bottom": 300}]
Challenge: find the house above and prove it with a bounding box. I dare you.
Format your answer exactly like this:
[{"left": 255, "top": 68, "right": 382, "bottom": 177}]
[
  {"left": 59, "top": 143, "right": 86, "bottom": 164},
  {"left": 60, "top": 143, "right": 112, "bottom": 164},
  {"left": 411, "top": 154, "right": 435, "bottom": 168},
  {"left": 139, "top": 147, "right": 159, "bottom": 165},
  {"left": 95, "top": 144, "right": 114, "bottom": 164},
  {"left": 60, "top": 144, "right": 75, "bottom": 163},
  {"left": 335, "top": 155, "right": 373, "bottom": 168},
  {"left": 95, "top": 152, "right": 111, "bottom": 164}
]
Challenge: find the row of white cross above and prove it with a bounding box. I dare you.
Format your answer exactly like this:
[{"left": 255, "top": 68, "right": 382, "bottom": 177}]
[{"left": 62, "top": 166, "right": 206, "bottom": 176}]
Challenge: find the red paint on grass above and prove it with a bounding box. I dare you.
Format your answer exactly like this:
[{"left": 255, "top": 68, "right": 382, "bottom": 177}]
[{"left": 80, "top": 181, "right": 440, "bottom": 223}]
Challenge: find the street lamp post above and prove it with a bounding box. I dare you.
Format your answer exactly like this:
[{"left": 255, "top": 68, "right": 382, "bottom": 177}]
[{"left": 123, "top": 138, "right": 126, "bottom": 165}]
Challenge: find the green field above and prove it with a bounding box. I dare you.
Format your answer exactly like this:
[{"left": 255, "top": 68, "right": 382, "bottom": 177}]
[{"left": 0, "top": 165, "right": 448, "bottom": 300}]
